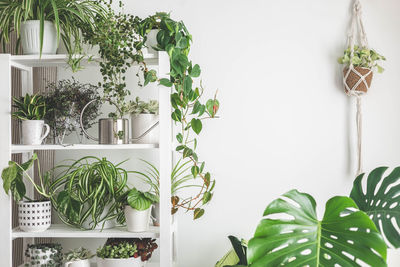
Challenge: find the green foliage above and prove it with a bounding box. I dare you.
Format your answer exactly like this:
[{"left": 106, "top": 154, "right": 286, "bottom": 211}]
[
  {"left": 0, "top": 0, "right": 106, "bottom": 71},
  {"left": 215, "top": 236, "right": 248, "bottom": 267},
  {"left": 97, "top": 242, "right": 137, "bottom": 259},
  {"left": 123, "top": 97, "right": 159, "bottom": 116},
  {"left": 350, "top": 167, "right": 400, "bottom": 248},
  {"left": 138, "top": 12, "right": 219, "bottom": 219},
  {"left": 247, "top": 190, "right": 387, "bottom": 267},
  {"left": 12, "top": 93, "right": 46, "bottom": 121},
  {"left": 1, "top": 153, "right": 51, "bottom": 202},
  {"left": 126, "top": 188, "right": 156, "bottom": 211},
  {"left": 42, "top": 78, "right": 101, "bottom": 143},
  {"left": 338, "top": 45, "right": 386, "bottom": 73},
  {"left": 64, "top": 247, "right": 93, "bottom": 261},
  {"left": 49, "top": 156, "right": 128, "bottom": 230},
  {"left": 133, "top": 159, "right": 201, "bottom": 204}
]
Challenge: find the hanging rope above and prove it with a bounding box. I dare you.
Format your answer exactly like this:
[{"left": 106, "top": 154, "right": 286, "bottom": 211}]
[{"left": 344, "top": 0, "right": 372, "bottom": 176}]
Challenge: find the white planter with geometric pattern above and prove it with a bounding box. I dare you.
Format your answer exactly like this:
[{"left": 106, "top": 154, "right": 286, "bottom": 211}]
[{"left": 18, "top": 200, "right": 51, "bottom": 232}]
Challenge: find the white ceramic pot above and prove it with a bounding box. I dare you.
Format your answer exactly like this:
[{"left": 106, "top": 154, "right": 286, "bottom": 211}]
[
  {"left": 151, "top": 203, "right": 160, "bottom": 226},
  {"left": 21, "top": 120, "right": 50, "bottom": 145},
  {"left": 131, "top": 114, "right": 159, "bottom": 144},
  {"left": 64, "top": 259, "right": 91, "bottom": 267},
  {"left": 82, "top": 203, "right": 116, "bottom": 230},
  {"left": 97, "top": 257, "right": 143, "bottom": 267},
  {"left": 124, "top": 206, "right": 151, "bottom": 232},
  {"left": 20, "top": 20, "right": 58, "bottom": 55},
  {"left": 18, "top": 201, "right": 51, "bottom": 232},
  {"left": 145, "top": 29, "right": 159, "bottom": 54}
]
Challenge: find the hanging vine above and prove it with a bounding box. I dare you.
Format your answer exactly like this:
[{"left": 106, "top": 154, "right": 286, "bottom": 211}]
[{"left": 84, "top": 2, "right": 220, "bottom": 219}]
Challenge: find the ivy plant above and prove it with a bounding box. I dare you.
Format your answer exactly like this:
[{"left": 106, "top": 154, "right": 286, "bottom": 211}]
[
  {"left": 338, "top": 45, "right": 386, "bottom": 73},
  {"left": 139, "top": 12, "right": 220, "bottom": 220}
]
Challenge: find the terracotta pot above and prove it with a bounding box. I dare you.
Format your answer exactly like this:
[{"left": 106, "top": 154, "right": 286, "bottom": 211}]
[{"left": 343, "top": 67, "right": 373, "bottom": 93}]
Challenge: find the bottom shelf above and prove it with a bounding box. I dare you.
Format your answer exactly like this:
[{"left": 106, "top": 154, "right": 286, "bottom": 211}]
[{"left": 19, "top": 262, "right": 167, "bottom": 267}]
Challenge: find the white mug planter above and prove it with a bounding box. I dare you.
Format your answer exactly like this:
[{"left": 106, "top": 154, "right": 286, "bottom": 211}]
[
  {"left": 20, "top": 20, "right": 58, "bottom": 55},
  {"left": 145, "top": 29, "right": 159, "bottom": 55},
  {"left": 124, "top": 206, "right": 151, "bottom": 232},
  {"left": 21, "top": 120, "right": 50, "bottom": 145},
  {"left": 64, "top": 259, "right": 91, "bottom": 267},
  {"left": 97, "top": 257, "right": 143, "bottom": 267},
  {"left": 152, "top": 203, "right": 160, "bottom": 226},
  {"left": 18, "top": 201, "right": 51, "bottom": 232},
  {"left": 131, "top": 114, "right": 159, "bottom": 144}
]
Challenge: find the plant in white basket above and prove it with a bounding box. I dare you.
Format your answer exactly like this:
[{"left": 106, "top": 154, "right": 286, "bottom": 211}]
[
  {"left": 25, "top": 243, "right": 63, "bottom": 267},
  {"left": 63, "top": 247, "right": 93, "bottom": 267},
  {"left": 12, "top": 93, "right": 50, "bottom": 145},
  {"left": 1, "top": 153, "right": 53, "bottom": 232},
  {"left": 123, "top": 97, "right": 159, "bottom": 144},
  {"left": 117, "top": 188, "right": 157, "bottom": 232},
  {"left": 97, "top": 238, "right": 158, "bottom": 267}
]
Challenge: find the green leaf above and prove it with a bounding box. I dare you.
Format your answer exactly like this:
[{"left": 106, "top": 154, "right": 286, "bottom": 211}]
[
  {"left": 1, "top": 161, "right": 18, "bottom": 195},
  {"left": 350, "top": 167, "right": 400, "bottom": 248},
  {"left": 13, "top": 178, "right": 26, "bottom": 202},
  {"left": 144, "top": 69, "right": 158, "bottom": 86},
  {"left": 183, "top": 147, "right": 193, "bottom": 158},
  {"left": 191, "top": 101, "right": 201, "bottom": 115},
  {"left": 190, "top": 64, "right": 201, "bottom": 77},
  {"left": 206, "top": 99, "right": 220, "bottom": 117},
  {"left": 203, "top": 191, "right": 212, "bottom": 204},
  {"left": 176, "top": 145, "right": 185, "bottom": 151},
  {"left": 176, "top": 133, "right": 183, "bottom": 143},
  {"left": 183, "top": 76, "right": 193, "bottom": 96},
  {"left": 204, "top": 172, "right": 211, "bottom": 186},
  {"left": 159, "top": 78, "right": 173, "bottom": 87},
  {"left": 247, "top": 190, "right": 387, "bottom": 267},
  {"left": 191, "top": 118, "right": 202, "bottom": 135},
  {"left": 191, "top": 166, "right": 199, "bottom": 178},
  {"left": 127, "top": 188, "right": 153, "bottom": 211},
  {"left": 56, "top": 191, "right": 80, "bottom": 223},
  {"left": 171, "top": 109, "right": 182, "bottom": 122},
  {"left": 194, "top": 208, "right": 204, "bottom": 219}
]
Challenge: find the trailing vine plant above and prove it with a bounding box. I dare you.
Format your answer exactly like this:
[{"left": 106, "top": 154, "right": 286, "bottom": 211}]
[
  {"left": 138, "top": 13, "right": 220, "bottom": 219},
  {"left": 84, "top": 1, "right": 220, "bottom": 219}
]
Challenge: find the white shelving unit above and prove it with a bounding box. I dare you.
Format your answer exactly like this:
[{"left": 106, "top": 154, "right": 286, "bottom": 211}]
[{"left": 0, "top": 52, "right": 174, "bottom": 267}]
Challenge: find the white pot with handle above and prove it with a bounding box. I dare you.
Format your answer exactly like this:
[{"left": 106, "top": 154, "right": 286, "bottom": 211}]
[
  {"left": 64, "top": 259, "right": 91, "bottom": 267},
  {"left": 124, "top": 206, "right": 151, "bottom": 232},
  {"left": 21, "top": 120, "right": 50, "bottom": 145},
  {"left": 97, "top": 257, "right": 143, "bottom": 267},
  {"left": 20, "top": 20, "right": 58, "bottom": 55}
]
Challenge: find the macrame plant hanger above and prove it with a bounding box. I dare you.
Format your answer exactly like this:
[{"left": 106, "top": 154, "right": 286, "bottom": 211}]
[{"left": 344, "top": 0, "right": 372, "bottom": 176}]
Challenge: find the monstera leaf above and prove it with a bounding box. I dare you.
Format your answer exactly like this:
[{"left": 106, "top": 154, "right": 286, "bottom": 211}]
[
  {"left": 248, "top": 190, "right": 387, "bottom": 267},
  {"left": 350, "top": 167, "right": 400, "bottom": 248}
]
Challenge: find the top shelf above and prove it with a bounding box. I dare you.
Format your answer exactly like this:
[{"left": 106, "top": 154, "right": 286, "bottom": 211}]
[{"left": 9, "top": 53, "right": 159, "bottom": 69}]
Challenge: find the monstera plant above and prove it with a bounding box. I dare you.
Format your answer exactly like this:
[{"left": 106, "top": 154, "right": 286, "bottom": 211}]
[
  {"left": 247, "top": 190, "right": 387, "bottom": 267},
  {"left": 350, "top": 166, "right": 400, "bottom": 248}
]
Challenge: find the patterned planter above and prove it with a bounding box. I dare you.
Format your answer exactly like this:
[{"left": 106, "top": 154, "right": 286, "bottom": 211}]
[{"left": 18, "top": 201, "right": 51, "bottom": 232}]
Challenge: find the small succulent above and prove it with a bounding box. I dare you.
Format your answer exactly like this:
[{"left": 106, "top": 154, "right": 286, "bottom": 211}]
[
  {"left": 63, "top": 247, "right": 93, "bottom": 261},
  {"left": 124, "top": 97, "right": 159, "bottom": 115},
  {"left": 12, "top": 93, "right": 47, "bottom": 120},
  {"left": 338, "top": 45, "right": 386, "bottom": 73},
  {"left": 98, "top": 238, "right": 158, "bottom": 262},
  {"left": 97, "top": 241, "right": 137, "bottom": 259}
]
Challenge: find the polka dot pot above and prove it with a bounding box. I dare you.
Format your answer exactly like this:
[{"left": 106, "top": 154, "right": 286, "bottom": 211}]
[{"left": 18, "top": 201, "right": 51, "bottom": 232}]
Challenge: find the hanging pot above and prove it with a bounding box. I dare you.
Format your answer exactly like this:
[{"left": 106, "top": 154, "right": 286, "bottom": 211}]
[
  {"left": 343, "top": 67, "right": 373, "bottom": 94},
  {"left": 80, "top": 99, "right": 158, "bottom": 144}
]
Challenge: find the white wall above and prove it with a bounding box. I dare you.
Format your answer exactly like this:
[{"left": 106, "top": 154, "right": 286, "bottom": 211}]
[{"left": 59, "top": 0, "right": 400, "bottom": 266}]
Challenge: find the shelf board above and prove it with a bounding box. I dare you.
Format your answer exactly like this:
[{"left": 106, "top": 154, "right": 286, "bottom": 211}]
[
  {"left": 19, "top": 261, "right": 165, "bottom": 267},
  {"left": 10, "top": 53, "right": 159, "bottom": 69},
  {"left": 12, "top": 224, "right": 159, "bottom": 239},
  {"left": 11, "top": 143, "right": 158, "bottom": 153}
]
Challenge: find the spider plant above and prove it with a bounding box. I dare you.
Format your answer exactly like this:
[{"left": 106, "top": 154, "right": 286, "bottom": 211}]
[
  {"left": 49, "top": 156, "right": 128, "bottom": 230},
  {"left": 0, "top": 0, "right": 106, "bottom": 70},
  {"left": 133, "top": 159, "right": 200, "bottom": 204}
]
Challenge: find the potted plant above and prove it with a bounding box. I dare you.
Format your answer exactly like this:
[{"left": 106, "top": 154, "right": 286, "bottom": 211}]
[
  {"left": 25, "top": 243, "right": 63, "bottom": 267},
  {"left": 50, "top": 156, "right": 128, "bottom": 230},
  {"left": 338, "top": 45, "right": 386, "bottom": 93},
  {"left": 133, "top": 159, "right": 198, "bottom": 226},
  {"left": 0, "top": 0, "right": 105, "bottom": 70},
  {"left": 124, "top": 97, "right": 159, "bottom": 144},
  {"left": 42, "top": 79, "right": 101, "bottom": 144},
  {"left": 1, "top": 154, "right": 52, "bottom": 232},
  {"left": 117, "top": 188, "right": 157, "bottom": 232},
  {"left": 12, "top": 93, "right": 50, "bottom": 145},
  {"left": 64, "top": 247, "right": 93, "bottom": 267},
  {"left": 97, "top": 238, "right": 158, "bottom": 267}
]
